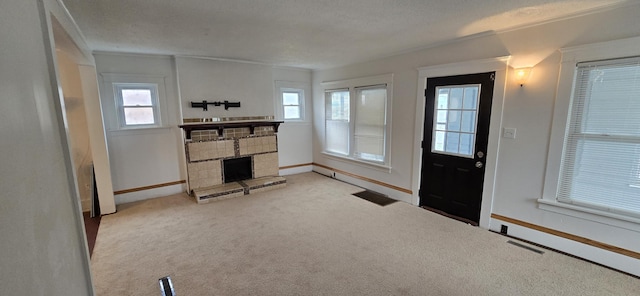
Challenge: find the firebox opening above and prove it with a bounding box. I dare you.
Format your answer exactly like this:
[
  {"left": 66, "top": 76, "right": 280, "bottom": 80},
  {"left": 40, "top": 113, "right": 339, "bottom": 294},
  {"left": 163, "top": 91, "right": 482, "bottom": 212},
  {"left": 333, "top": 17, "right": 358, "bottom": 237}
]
[{"left": 223, "top": 157, "right": 252, "bottom": 183}]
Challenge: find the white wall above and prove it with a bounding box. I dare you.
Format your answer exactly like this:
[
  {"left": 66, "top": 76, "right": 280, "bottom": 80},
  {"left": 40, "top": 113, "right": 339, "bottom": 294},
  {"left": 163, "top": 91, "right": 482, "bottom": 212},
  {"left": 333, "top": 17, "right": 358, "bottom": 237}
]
[
  {"left": 95, "top": 53, "right": 185, "bottom": 204},
  {"left": 0, "top": 0, "right": 93, "bottom": 294},
  {"left": 312, "top": 4, "right": 640, "bottom": 275},
  {"left": 177, "top": 57, "right": 275, "bottom": 119}
]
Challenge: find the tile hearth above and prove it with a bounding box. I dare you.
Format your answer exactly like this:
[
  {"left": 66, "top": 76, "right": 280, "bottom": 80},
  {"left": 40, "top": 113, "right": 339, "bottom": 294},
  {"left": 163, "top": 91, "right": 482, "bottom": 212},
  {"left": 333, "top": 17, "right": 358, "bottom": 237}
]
[{"left": 192, "top": 176, "right": 287, "bottom": 203}]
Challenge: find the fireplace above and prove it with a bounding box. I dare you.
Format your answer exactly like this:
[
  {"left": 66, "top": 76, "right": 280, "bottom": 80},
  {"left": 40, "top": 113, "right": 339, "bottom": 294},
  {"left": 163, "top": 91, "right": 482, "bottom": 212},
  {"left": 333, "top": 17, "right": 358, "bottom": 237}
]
[
  {"left": 179, "top": 117, "right": 286, "bottom": 203},
  {"left": 223, "top": 157, "right": 251, "bottom": 183}
]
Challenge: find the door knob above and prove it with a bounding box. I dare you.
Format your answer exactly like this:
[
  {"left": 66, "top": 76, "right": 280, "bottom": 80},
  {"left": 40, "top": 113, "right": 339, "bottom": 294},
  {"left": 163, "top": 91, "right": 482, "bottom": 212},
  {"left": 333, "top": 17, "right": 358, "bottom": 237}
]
[
  {"left": 475, "top": 161, "right": 483, "bottom": 168},
  {"left": 477, "top": 151, "right": 484, "bottom": 158}
]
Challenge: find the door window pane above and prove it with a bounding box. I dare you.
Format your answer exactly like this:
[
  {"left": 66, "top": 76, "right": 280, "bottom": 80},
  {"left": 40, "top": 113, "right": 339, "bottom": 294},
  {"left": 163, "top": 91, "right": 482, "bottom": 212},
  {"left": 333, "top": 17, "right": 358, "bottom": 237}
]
[
  {"left": 437, "top": 91, "right": 449, "bottom": 109},
  {"left": 432, "top": 85, "right": 480, "bottom": 157},
  {"left": 445, "top": 132, "right": 460, "bottom": 153},
  {"left": 434, "top": 131, "right": 445, "bottom": 151},
  {"left": 436, "top": 110, "right": 448, "bottom": 124},
  {"left": 463, "top": 87, "right": 478, "bottom": 109},
  {"left": 459, "top": 133, "right": 474, "bottom": 156},
  {"left": 461, "top": 111, "right": 476, "bottom": 133},
  {"left": 449, "top": 88, "right": 463, "bottom": 109},
  {"left": 447, "top": 110, "right": 461, "bottom": 131}
]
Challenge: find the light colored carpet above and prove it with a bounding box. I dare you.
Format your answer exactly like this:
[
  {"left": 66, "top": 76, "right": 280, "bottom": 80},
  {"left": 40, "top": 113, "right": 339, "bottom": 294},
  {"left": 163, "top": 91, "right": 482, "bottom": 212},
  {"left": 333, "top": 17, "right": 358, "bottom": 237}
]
[{"left": 91, "top": 172, "right": 639, "bottom": 295}]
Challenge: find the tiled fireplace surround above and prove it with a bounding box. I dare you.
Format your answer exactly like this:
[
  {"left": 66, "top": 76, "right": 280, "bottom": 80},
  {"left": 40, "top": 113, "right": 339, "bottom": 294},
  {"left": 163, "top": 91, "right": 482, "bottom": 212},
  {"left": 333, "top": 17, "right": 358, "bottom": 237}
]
[{"left": 181, "top": 120, "right": 286, "bottom": 203}]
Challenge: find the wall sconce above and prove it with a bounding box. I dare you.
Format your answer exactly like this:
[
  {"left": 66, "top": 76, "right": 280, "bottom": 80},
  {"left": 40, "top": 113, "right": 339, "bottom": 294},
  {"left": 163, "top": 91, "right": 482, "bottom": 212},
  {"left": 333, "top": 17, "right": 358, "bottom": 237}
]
[{"left": 514, "top": 67, "right": 532, "bottom": 87}]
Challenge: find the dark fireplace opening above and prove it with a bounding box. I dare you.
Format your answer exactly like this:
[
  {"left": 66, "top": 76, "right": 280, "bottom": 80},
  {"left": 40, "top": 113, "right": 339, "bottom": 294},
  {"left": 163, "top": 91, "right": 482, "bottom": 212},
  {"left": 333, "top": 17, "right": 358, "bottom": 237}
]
[{"left": 223, "top": 157, "right": 252, "bottom": 183}]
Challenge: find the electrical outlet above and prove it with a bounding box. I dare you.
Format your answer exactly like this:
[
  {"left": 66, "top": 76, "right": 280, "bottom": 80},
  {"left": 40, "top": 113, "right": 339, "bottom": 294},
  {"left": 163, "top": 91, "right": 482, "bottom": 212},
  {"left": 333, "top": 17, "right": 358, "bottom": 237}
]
[{"left": 500, "top": 225, "right": 508, "bottom": 235}]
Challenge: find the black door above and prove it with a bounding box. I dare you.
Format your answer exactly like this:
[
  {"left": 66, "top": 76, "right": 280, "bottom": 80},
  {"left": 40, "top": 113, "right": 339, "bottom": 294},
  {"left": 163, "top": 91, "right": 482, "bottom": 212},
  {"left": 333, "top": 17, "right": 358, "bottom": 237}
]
[{"left": 419, "top": 72, "right": 495, "bottom": 224}]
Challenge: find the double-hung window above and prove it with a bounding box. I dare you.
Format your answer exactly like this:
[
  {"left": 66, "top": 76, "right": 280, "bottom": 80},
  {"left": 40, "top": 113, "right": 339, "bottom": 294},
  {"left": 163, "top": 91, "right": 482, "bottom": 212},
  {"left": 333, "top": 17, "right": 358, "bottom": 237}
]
[
  {"left": 274, "top": 81, "right": 309, "bottom": 122},
  {"left": 100, "top": 73, "right": 167, "bottom": 131},
  {"left": 323, "top": 74, "right": 392, "bottom": 167},
  {"left": 557, "top": 57, "right": 640, "bottom": 217},
  {"left": 282, "top": 89, "right": 304, "bottom": 120},
  {"left": 325, "top": 89, "right": 351, "bottom": 155},
  {"left": 354, "top": 85, "right": 387, "bottom": 162},
  {"left": 114, "top": 83, "right": 160, "bottom": 128}
]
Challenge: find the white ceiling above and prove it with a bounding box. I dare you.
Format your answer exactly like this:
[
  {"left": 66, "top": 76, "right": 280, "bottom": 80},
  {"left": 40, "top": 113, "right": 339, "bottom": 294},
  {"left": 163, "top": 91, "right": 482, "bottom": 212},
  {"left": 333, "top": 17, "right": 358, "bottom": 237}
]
[{"left": 61, "top": 0, "right": 629, "bottom": 69}]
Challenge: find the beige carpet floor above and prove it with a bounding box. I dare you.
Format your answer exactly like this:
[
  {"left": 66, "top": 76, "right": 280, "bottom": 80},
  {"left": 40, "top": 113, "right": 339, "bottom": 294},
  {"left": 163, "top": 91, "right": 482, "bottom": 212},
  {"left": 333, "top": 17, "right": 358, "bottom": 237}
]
[{"left": 91, "top": 172, "right": 640, "bottom": 295}]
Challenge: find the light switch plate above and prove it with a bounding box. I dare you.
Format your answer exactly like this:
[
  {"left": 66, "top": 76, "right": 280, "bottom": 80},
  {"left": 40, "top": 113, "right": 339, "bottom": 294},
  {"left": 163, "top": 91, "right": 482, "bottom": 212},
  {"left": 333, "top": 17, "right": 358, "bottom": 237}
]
[{"left": 503, "top": 128, "right": 517, "bottom": 139}]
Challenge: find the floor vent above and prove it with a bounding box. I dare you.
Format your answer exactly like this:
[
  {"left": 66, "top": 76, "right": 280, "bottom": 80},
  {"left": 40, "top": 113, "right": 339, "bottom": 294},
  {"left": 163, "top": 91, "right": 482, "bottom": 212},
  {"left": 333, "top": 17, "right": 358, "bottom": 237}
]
[
  {"left": 159, "top": 276, "right": 175, "bottom": 296},
  {"left": 352, "top": 190, "right": 396, "bottom": 206},
  {"left": 507, "top": 240, "right": 545, "bottom": 254}
]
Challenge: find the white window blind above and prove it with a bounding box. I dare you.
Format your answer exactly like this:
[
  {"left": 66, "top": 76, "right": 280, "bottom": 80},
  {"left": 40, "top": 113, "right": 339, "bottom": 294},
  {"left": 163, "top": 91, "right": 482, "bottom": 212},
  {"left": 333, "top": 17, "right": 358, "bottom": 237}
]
[
  {"left": 558, "top": 56, "right": 640, "bottom": 218},
  {"left": 325, "top": 89, "right": 350, "bottom": 155},
  {"left": 354, "top": 85, "right": 387, "bottom": 162}
]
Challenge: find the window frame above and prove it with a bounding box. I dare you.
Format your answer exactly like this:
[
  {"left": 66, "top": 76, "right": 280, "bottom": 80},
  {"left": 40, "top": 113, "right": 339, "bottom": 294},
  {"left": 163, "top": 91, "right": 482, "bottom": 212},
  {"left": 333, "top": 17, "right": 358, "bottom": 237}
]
[
  {"left": 540, "top": 36, "right": 640, "bottom": 227},
  {"left": 281, "top": 88, "right": 304, "bottom": 121},
  {"left": 100, "top": 73, "right": 168, "bottom": 131},
  {"left": 321, "top": 74, "right": 393, "bottom": 169},
  {"left": 114, "top": 82, "right": 160, "bottom": 128},
  {"left": 274, "top": 80, "right": 310, "bottom": 123}
]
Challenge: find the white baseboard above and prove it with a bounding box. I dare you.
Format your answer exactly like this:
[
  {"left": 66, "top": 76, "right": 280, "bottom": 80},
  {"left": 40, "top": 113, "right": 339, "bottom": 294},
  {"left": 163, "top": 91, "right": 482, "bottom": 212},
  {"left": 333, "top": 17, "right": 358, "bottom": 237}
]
[
  {"left": 279, "top": 165, "right": 313, "bottom": 176},
  {"left": 114, "top": 184, "right": 186, "bottom": 205},
  {"left": 489, "top": 218, "right": 640, "bottom": 277}
]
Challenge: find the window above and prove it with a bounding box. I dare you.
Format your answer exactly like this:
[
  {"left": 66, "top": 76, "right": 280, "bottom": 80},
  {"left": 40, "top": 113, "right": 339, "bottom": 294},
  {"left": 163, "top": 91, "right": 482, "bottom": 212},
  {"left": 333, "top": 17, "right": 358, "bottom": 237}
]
[
  {"left": 274, "top": 81, "right": 309, "bottom": 122},
  {"left": 354, "top": 86, "right": 387, "bottom": 162},
  {"left": 557, "top": 57, "right": 640, "bottom": 217},
  {"left": 322, "top": 74, "right": 393, "bottom": 167},
  {"left": 114, "top": 83, "right": 160, "bottom": 127},
  {"left": 100, "top": 73, "right": 167, "bottom": 131},
  {"left": 282, "top": 89, "right": 303, "bottom": 120},
  {"left": 325, "top": 89, "right": 350, "bottom": 155}
]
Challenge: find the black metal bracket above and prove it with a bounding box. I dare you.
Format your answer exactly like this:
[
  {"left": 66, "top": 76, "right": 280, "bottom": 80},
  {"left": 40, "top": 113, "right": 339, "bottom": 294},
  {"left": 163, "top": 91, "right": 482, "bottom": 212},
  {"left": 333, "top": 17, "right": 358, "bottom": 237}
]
[{"left": 190, "top": 100, "right": 241, "bottom": 111}]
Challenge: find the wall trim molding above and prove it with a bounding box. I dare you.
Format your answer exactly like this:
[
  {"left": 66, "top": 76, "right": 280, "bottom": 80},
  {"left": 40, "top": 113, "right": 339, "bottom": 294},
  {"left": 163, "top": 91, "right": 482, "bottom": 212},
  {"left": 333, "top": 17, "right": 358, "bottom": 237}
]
[
  {"left": 114, "top": 180, "right": 186, "bottom": 195},
  {"left": 312, "top": 163, "right": 412, "bottom": 194},
  {"left": 280, "top": 163, "right": 313, "bottom": 170},
  {"left": 491, "top": 213, "right": 640, "bottom": 260}
]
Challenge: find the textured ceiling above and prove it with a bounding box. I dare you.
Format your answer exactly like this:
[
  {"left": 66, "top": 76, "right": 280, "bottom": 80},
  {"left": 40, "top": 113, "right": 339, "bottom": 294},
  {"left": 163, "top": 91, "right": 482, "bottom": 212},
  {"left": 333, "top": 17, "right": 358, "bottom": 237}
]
[{"left": 61, "top": 0, "right": 628, "bottom": 69}]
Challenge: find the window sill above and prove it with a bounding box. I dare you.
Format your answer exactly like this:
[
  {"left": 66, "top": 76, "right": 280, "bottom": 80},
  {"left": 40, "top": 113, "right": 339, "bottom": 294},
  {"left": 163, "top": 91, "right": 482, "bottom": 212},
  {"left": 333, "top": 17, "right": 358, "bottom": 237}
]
[
  {"left": 537, "top": 198, "right": 640, "bottom": 231},
  {"left": 321, "top": 151, "right": 391, "bottom": 173}
]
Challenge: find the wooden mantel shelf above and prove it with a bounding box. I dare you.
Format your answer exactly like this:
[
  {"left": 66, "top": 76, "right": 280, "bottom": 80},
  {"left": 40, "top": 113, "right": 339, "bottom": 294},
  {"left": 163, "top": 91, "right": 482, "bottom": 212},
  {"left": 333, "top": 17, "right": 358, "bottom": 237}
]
[{"left": 179, "top": 121, "right": 283, "bottom": 140}]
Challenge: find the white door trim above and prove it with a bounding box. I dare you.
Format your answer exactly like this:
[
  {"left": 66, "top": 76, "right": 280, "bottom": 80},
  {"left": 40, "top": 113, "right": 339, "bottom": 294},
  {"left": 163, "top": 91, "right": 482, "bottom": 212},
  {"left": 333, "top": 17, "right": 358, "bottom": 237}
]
[{"left": 412, "top": 56, "right": 510, "bottom": 229}]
